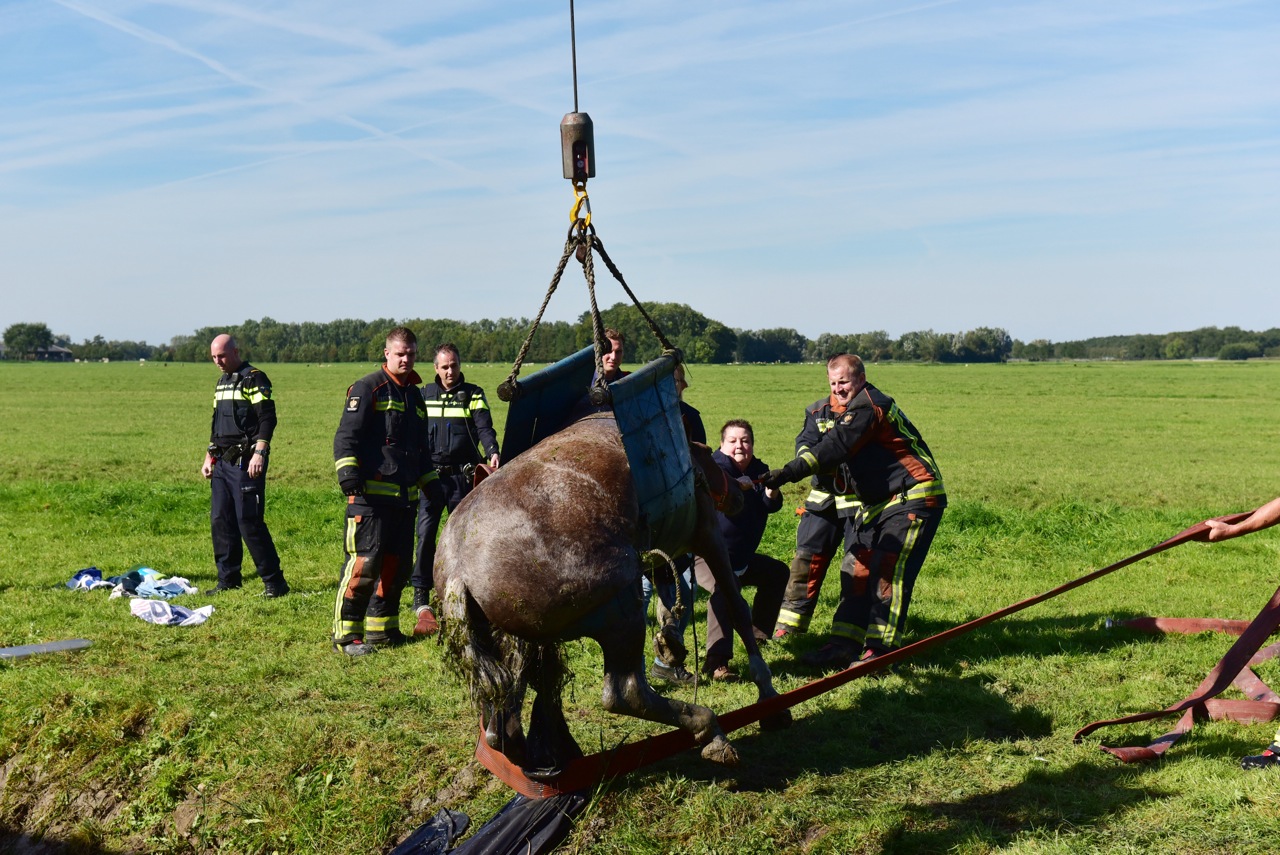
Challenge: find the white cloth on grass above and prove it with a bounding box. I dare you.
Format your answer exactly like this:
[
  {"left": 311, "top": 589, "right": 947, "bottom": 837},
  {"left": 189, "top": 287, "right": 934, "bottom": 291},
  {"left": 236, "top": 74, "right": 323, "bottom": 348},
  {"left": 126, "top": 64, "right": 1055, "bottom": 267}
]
[{"left": 129, "top": 599, "right": 215, "bottom": 627}]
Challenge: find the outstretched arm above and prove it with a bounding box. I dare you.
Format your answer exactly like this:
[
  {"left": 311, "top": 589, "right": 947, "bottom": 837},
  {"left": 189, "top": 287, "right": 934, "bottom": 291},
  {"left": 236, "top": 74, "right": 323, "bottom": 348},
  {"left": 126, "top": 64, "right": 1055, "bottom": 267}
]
[{"left": 1205, "top": 496, "right": 1280, "bottom": 542}]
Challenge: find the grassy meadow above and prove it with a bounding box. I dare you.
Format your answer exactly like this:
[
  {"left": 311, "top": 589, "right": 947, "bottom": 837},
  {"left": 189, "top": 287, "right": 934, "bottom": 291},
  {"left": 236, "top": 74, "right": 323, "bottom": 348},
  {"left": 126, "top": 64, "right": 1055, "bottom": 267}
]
[{"left": 3, "top": 357, "right": 1280, "bottom": 854}]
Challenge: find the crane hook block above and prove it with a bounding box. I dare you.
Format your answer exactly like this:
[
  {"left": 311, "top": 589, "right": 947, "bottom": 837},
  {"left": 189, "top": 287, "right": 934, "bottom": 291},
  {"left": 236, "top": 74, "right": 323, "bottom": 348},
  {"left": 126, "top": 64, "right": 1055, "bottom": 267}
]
[{"left": 561, "top": 112, "right": 596, "bottom": 181}]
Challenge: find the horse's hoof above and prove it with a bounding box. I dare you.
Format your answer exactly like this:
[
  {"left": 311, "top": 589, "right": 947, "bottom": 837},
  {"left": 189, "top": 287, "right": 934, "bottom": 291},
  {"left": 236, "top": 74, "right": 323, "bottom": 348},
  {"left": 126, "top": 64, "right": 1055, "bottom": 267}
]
[
  {"left": 700, "top": 735, "right": 740, "bottom": 766},
  {"left": 760, "top": 709, "right": 793, "bottom": 731}
]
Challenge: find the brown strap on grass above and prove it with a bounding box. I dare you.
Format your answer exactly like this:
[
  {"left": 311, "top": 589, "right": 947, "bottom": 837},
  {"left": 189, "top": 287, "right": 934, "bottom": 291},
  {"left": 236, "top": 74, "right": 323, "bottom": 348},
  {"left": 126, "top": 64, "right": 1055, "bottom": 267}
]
[{"left": 1074, "top": 584, "right": 1280, "bottom": 761}]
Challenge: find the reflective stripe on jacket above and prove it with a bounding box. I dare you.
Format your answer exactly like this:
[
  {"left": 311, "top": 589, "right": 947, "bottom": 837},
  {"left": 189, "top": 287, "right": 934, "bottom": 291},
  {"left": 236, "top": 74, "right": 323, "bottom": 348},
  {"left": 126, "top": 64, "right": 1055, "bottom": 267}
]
[
  {"left": 333, "top": 367, "right": 437, "bottom": 505},
  {"left": 211, "top": 362, "right": 276, "bottom": 446},
  {"left": 795, "top": 396, "right": 861, "bottom": 516},
  {"left": 421, "top": 377, "right": 499, "bottom": 467}
]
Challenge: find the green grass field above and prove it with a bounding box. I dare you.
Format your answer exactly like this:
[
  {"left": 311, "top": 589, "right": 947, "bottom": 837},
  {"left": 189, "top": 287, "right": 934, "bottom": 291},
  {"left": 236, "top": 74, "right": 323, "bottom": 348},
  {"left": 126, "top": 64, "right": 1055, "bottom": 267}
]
[{"left": 3, "top": 358, "right": 1280, "bottom": 854}]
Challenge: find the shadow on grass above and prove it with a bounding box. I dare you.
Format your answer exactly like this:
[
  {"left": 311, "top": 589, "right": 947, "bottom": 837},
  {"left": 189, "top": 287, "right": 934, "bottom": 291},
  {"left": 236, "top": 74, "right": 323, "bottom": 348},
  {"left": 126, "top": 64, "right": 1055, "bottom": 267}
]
[
  {"left": 0, "top": 827, "right": 127, "bottom": 855},
  {"left": 887, "top": 758, "right": 1166, "bottom": 850},
  {"left": 624, "top": 604, "right": 1244, "bottom": 793},
  {"left": 614, "top": 667, "right": 1163, "bottom": 851},
  {"left": 765, "top": 609, "right": 1175, "bottom": 686},
  {"left": 652, "top": 667, "right": 1058, "bottom": 793}
]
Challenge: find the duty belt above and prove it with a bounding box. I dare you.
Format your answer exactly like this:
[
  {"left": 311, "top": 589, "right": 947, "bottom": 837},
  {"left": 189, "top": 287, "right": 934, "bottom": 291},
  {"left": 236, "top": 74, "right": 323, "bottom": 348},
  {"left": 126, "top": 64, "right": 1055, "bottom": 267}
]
[
  {"left": 210, "top": 441, "right": 252, "bottom": 464},
  {"left": 434, "top": 463, "right": 476, "bottom": 478}
]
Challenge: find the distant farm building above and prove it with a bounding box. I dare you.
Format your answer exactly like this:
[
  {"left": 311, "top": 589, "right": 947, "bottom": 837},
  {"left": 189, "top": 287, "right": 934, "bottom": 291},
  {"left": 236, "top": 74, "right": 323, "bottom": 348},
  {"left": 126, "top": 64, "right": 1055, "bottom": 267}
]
[
  {"left": 38, "top": 345, "right": 75, "bottom": 361},
  {"left": 0, "top": 341, "right": 75, "bottom": 361}
]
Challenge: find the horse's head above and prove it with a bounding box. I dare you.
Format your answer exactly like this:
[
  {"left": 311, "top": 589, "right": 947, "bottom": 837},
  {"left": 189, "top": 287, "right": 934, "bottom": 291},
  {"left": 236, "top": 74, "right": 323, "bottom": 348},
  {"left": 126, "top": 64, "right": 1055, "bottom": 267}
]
[{"left": 690, "top": 441, "right": 744, "bottom": 517}]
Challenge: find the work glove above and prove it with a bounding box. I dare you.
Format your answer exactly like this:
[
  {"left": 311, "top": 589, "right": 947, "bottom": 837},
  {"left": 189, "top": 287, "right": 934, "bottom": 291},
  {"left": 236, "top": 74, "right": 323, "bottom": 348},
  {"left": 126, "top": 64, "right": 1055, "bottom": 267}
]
[
  {"left": 338, "top": 474, "right": 363, "bottom": 497},
  {"left": 759, "top": 459, "right": 810, "bottom": 490}
]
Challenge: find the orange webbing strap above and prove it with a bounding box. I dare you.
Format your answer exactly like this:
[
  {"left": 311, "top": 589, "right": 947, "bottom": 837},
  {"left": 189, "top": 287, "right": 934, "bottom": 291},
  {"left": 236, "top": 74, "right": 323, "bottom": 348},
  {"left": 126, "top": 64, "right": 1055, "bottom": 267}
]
[
  {"left": 1075, "top": 584, "right": 1280, "bottom": 762},
  {"left": 1108, "top": 616, "right": 1253, "bottom": 637},
  {"left": 477, "top": 513, "right": 1253, "bottom": 795}
]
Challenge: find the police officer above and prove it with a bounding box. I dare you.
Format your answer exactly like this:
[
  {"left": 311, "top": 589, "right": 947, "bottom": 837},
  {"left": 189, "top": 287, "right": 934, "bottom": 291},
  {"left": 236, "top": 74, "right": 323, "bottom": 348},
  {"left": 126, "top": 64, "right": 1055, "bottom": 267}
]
[
  {"left": 408, "top": 343, "right": 500, "bottom": 636},
  {"left": 200, "top": 334, "right": 289, "bottom": 597},
  {"left": 772, "top": 366, "right": 863, "bottom": 638},
  {"left": 762, "top": 353, "right": 946, "bottom": 670},
  {"left": 332, "top": 327, "right": 438, "bottom": 656}
]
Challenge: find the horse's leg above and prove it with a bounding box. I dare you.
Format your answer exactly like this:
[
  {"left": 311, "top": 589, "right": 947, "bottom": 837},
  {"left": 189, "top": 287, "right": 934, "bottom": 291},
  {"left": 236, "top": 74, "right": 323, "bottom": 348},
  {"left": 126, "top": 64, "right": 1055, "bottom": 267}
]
[
  {"left": 597, "top": 602, "right": 739, "bottom": 765},
  {"left": 651, "top": 571, "right": 688, "bottom": 667},
  {"left": 524, "top": 642, "right": 584, "bottom": 780},
  {"left": 688, "top": 493, "right": 792, "bottom": 731}
]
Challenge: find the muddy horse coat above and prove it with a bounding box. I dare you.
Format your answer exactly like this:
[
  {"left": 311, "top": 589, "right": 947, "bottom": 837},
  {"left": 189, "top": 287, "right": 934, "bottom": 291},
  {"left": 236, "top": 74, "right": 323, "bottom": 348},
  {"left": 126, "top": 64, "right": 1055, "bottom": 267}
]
[{"left": 436, "top": 413, "right": 788, "bottom": 777}]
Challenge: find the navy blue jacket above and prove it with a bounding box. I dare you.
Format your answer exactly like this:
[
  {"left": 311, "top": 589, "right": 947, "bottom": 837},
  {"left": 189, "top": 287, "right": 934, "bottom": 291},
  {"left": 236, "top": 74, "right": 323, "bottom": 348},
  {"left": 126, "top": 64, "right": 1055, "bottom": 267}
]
[{"left": 712, "top": 449, "right": 783, "bottom": 570}]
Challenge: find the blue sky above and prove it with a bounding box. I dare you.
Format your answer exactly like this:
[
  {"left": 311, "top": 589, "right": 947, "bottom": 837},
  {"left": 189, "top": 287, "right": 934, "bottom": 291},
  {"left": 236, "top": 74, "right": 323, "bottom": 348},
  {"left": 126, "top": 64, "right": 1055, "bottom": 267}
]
[{"left": 2, "top": 0, "right": 1276, "bottom": 345}]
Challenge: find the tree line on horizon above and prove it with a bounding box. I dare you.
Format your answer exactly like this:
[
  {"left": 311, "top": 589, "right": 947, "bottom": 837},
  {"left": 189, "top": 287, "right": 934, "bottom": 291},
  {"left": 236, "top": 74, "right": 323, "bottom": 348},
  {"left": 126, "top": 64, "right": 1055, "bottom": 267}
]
[{"left": 5, "top": 305, "right": 1280, "bottom": 365}]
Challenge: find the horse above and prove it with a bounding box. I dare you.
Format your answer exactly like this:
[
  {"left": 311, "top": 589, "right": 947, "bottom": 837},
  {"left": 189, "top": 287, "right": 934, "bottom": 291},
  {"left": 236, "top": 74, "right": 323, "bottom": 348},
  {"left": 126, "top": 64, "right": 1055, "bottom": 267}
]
[{"left": 436, "top": 412, "right": 789, "bottom": 777}]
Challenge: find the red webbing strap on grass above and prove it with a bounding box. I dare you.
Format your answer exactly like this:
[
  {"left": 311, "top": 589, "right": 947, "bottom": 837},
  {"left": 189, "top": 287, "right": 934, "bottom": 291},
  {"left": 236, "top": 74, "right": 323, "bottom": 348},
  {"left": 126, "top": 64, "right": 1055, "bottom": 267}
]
[
  {"left": 1074, "top": 582, "right": 1280, "bottom": 762},
  {"left": 476, "top": 513, "right": 1253, "bottom": 795},
  {"left": 1108, "top": 616, "right": 1253, "bottom": 637}
]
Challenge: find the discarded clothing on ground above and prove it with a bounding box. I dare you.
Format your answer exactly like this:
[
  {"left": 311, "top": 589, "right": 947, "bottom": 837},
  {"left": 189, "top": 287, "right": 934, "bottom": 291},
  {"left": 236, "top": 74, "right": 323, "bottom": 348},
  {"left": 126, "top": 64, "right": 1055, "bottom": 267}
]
[
  {"left": 129, "top": 599, "right": 215, "bottom": 627},
  {"left": 136, "top": 576, "right": 198, "bottom": 599},
  {"left": 65, "top": 566, "right": 198, "bottom": 599},
  {"left": 67, "top": 567, "right": 113, "bottom": 591}
]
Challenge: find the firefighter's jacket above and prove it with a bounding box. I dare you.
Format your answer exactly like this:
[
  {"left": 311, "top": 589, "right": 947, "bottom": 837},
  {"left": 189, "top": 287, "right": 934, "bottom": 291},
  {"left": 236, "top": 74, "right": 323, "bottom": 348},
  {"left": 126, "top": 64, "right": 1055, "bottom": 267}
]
[
  {"left": 421, "top": 375, "right": 499, "bottom": 469},
  {"left": 333, "top": 367, "right": 438, "bottom": 506},
  {"left": 210, "top": 362, "right": 276, "bottom": 449},
  {"left": 793, "top": 382, "right": 946, "bottom": 514},
  {"left": 795, "top": 395, "right": 860, "bottom": 517}
]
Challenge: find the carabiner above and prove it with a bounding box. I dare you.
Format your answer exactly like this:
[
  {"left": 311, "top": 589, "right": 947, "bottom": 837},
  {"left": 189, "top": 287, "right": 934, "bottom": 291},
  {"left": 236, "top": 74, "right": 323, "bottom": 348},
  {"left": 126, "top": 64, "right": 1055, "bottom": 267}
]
[{"left": 569, "top": 182, "right": 592, "bottom": 228}]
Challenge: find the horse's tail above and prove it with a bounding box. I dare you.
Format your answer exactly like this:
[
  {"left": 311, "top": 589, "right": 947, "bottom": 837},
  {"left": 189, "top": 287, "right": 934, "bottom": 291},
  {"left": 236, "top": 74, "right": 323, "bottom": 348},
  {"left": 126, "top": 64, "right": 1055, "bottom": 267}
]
[{"left": 439, "top": 575, "right": 526, "bottom": 712}]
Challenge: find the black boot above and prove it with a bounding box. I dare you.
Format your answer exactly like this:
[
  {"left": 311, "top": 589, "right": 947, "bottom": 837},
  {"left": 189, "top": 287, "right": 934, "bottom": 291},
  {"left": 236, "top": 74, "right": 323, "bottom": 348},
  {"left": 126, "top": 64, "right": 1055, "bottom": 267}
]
[
  {"left": 263, "top": 579, "right": 290, "bottom": 598},
  {"left": 1241, "top": 744, "right": 1280, "bottom": 770}
]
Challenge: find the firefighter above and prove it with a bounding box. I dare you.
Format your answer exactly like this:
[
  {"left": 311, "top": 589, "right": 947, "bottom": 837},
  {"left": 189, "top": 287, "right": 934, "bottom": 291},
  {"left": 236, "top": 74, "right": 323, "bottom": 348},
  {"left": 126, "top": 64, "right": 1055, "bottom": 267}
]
[
  {"left": 331, "top": 327, "right": 438, "bottom": 657},
  {"left": 772, "top": 373, "right": 863, "bottom": 639},
  {"left": 761, "top": 353, "right": 946, "bottom": 670},
  {"left": 200, "top": 333, "right": 289, "bottom": 597},
  {"left": 408, "top": 343, "right": 500, "bottom": 636}
]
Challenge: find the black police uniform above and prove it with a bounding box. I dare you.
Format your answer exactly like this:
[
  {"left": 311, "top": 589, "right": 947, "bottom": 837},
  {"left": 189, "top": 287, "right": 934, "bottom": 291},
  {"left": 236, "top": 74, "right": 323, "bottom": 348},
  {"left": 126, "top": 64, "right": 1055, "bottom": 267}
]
[
  {"left": 409, "top": 374, "right": 498, "bottom": 597},
  {"left": 208, "top": 361, "right": 286, "bottom": 593}
]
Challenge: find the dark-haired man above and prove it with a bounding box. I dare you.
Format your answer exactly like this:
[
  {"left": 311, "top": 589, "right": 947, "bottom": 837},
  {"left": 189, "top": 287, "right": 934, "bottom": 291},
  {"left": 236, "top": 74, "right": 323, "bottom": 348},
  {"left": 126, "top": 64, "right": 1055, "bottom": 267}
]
[
  {"left": 408, "top": 343, "right": 500, "bottom": 636},
  {"left": 331, "top": 327, "right": 438, "bottom": 656}
]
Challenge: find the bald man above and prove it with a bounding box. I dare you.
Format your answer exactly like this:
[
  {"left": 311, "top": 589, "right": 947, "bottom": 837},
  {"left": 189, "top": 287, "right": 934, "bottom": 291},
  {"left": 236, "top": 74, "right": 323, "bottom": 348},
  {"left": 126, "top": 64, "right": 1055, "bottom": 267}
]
[{"left": 201, "top": 334, "right": 289, "bottom": 597}]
